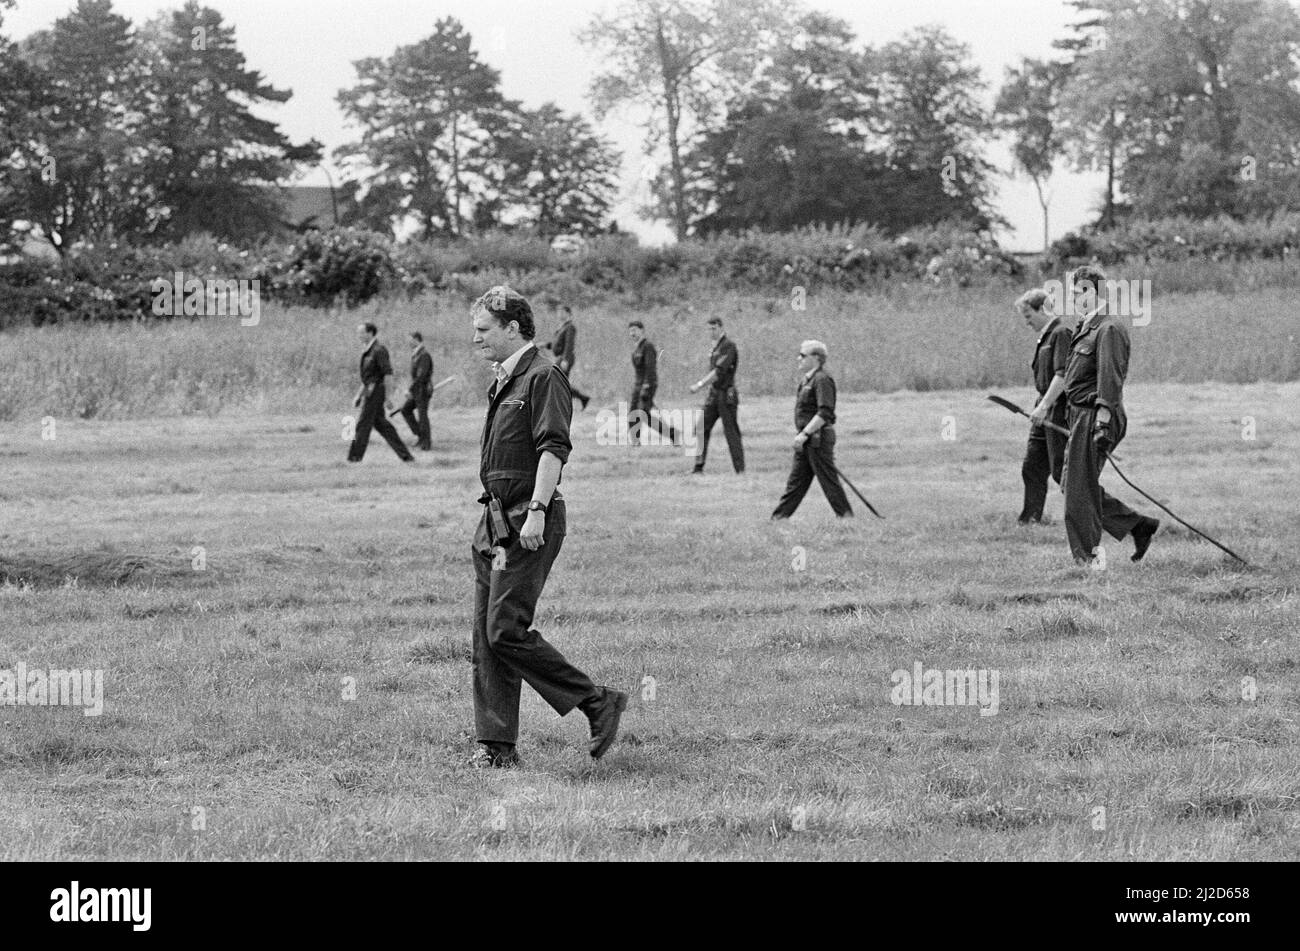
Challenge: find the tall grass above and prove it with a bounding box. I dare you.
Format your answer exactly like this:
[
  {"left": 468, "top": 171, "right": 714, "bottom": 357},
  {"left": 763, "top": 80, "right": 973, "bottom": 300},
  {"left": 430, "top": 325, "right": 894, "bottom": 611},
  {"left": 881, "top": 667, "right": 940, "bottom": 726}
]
[{"left": 1, "top": 277, "right": 1298, "bottom": 421}]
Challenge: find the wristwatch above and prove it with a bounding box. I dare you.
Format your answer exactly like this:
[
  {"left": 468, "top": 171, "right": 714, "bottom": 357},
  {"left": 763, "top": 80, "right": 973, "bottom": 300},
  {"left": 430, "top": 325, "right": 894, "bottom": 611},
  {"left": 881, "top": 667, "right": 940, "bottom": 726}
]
[{"left": 527, "top": 500, "right": 547, "bottom": 513}]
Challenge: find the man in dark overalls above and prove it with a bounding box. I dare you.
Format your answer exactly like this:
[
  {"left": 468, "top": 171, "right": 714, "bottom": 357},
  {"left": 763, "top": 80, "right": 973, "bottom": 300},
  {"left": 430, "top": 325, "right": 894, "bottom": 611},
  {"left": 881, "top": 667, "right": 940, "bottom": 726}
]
[
  {"left": 690, "top": 317, "right": 744, "bottom": 474},
  {"left": 468, "top": 285, "right": 627, "bottom": 768},
  {"left": 1061, "top": 266, "right": 1159, "bottom": 564},
  {"left": 397, "top": 331, "right": 433, "bottom": 451},
  {"left": 771, "top": 340, "right": 852, "bottom": 519},
  {"left": 1016, "top": 288, "right": 1076, "bottom": 523},
  {"left": 627, "top": 320, "right": 679, "bottom": 445},
  {"left": 547, "top": 305, "right": 591, "bottom": 410},
  {"left": 348, "top": 322, "right": 414, "bottom": 463}
]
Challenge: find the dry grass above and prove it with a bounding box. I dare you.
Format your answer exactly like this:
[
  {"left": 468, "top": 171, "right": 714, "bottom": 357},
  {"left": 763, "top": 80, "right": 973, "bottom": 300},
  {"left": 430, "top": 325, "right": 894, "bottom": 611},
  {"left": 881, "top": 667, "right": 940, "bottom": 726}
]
[
  {"left": 0, "top": 381, "right": 1296, "bottom": 860},
  {"left": 1, "top": 280, "right": 1298, "bottom": 421}
]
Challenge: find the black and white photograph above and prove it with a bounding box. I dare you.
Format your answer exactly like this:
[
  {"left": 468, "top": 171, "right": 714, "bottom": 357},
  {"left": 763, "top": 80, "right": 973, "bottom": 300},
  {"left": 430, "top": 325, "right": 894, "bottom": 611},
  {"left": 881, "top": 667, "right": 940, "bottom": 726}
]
[{"left": 0, "top": 0, "right": 1295, "bottom": 902}]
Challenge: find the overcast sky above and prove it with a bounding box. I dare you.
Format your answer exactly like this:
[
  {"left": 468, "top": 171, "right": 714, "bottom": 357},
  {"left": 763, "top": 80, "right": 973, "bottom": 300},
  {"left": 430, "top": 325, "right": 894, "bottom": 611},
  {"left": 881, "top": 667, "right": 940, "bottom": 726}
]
[{"left": 5, "top": 0, "right": 1107, "bottom": 249}]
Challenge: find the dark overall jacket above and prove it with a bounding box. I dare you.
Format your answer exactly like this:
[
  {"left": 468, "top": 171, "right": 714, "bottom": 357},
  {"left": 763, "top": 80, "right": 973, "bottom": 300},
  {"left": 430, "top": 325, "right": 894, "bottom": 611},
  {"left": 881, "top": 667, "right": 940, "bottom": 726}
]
[{"left": 479, "top": 346, "right": 573, "bottom": 510}]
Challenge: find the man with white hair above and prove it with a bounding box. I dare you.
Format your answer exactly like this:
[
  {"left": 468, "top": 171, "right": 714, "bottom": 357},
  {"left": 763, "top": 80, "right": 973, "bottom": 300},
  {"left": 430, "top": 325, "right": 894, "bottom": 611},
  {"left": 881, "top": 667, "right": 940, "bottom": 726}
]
[{"left": 771, "top": 340, "right": 852, "bottom": 519}]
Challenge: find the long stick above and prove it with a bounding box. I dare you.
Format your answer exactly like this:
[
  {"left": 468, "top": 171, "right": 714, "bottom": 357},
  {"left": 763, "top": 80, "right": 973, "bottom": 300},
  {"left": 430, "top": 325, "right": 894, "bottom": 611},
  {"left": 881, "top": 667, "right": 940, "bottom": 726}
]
[
  {"left": 987, "top": 394, "right": 1248, "bottom": 565},
  {"left": 1102, "top": 455, "right": 1250, "bottom": 565},
  {"left": 817, "top": 455, "right": 884, "bottom": 519}
]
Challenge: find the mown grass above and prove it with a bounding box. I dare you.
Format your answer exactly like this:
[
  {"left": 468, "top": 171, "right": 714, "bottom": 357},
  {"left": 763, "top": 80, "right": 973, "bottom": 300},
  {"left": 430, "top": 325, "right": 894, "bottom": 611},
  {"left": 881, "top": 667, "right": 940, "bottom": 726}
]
[
  {"left": 1, "top": 276, "right": 1298, "bottom": 421},
  {"left": 0, "top": 381, "right": 1295, "bottom": 860}
]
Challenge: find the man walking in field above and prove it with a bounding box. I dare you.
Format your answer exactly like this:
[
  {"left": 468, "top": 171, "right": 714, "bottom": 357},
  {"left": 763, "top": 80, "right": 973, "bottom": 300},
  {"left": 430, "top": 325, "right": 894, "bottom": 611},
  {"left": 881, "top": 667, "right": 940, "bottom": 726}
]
[
  {"left": 469, "top": 285, "right": 627, "bottom": 768},
  {"left": 348, "top": 323, "right": 414, "bottom": 464},
  {"left": 546, "top": 305, "right": 591, "bottom": 411},
  {"left": 1060, "top": 266, "right": 1159, "bottom": 564},
  {"left": 627, "top": 320, "right": 680, "bottom": 445},
  {"left": 771, "top": 340, "right": 852, "bottom": 519},
  {"left": 397, "top": 331, "right": 433, "bottom": 451},
  {"left": 690, "top": 316, "right": 744, "bottom": 474},
  {"left": 1016, "top": 288, "right": 1076, "bottom": 523}
]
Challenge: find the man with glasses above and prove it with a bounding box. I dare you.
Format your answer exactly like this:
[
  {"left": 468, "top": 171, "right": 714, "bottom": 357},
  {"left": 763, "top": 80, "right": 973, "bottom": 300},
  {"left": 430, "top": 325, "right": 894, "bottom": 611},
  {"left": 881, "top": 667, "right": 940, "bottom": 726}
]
[{"left": 771, "top": 340, "right": 852, "bottom": 519}]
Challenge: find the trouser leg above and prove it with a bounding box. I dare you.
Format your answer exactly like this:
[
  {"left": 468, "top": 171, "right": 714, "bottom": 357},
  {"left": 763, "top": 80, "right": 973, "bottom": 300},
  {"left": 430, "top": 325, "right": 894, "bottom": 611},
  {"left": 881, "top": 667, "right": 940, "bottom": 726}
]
[
  {"left": 627, "top": 389, "right": 646, "bottom": 445},
  {"left": 480, "top": 502, "right": 596, "bottom": 733},
  {"left": 370, "top": 388, "right": 413, "bottom": 460},
  {"left": 416, "top": 395, "right": 431, "bottom": 448},
  {"left": 695, "top": 395, "right": 719, "bottom": 470},
  {"left": 473, "top": 537, "right": 521, "bottom": 744},
  {"left": 771, "top": 448, "right": 815, "bottom": 518},
  {"left": 399, "top": 398, "right": 419, "bottom": 438},
  {"left": 1063, "top": 405, "right": 1141, "bottom": 561},
  {"left": 1020, "top": 425, "right": 1050, "bottom": 521},
  {"left": 1046, "top": 409, "right": 1067, "bottom": 485},
  {"left": 646, "top": 405, "right": 680, "bottom": 445},
  {"left": 348, "top": 389, "right": 380, "bottom": 460},
  {"left": 719, "top": 392, "right": 744, "bottom": 473},
  {"left": 808, "top": 429, "right": 851, "bottom": 516}
]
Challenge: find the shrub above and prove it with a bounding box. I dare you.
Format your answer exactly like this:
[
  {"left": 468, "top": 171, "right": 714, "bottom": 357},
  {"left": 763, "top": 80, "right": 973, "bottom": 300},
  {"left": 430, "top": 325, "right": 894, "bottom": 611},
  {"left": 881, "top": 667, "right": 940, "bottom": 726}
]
[{"left": 270, "top": 226, "right": 395, "bottom": 306}]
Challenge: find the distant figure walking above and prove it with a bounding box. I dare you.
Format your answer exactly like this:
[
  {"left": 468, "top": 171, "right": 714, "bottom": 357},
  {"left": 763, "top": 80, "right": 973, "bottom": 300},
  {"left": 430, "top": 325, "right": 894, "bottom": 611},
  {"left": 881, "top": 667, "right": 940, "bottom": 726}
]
[
  {"left": 348, "top": 322, "right": 414, "bottom": 463},
  {"left": 771, "top": 340, "right": 852, "bottom": 519},
  {"left": 397, "top": 331, "right": 434, "bottom": 451},
  {"left": 690, "top": 316, "right": 744, "bottom": 474},
  {"left": 547, "top": 305, "right": 591, "bottom": 410},
  {"left": 626, "top": 321, "right": 680, "bottom": 445}
]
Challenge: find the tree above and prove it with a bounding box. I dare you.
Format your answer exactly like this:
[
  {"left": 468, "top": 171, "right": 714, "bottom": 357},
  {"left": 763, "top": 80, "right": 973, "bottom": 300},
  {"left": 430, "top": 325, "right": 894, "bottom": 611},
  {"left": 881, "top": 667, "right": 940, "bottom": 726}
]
[
  {"left": 138, "top": 2, "right": 321, "bottom": 242},
  {"left": 494, "top": 104, "right": 621, "bottom": 236},
  {"left": 1056, "top": 0, "right": 1300, "bottom": 222},
  {"left": 869, "top": 25, "right": 999, "bottom": 231},
  {"left": 8, "top": 0, "right": 154, "bottom": 253},
  {"left": 684, "top": 13, "right": 885, "bottom": 232},
  {"left": 336, "top": 18, "right": 507, "bottom": 238},
  {"left": 1, "top": 2, "right": 42, "bottom": 250},
  {"left": 578, "top": 0, "right": 795, "bottom": 240},
  {"left": 995, "top": 58, "right": 1070, "bottom": 250}
]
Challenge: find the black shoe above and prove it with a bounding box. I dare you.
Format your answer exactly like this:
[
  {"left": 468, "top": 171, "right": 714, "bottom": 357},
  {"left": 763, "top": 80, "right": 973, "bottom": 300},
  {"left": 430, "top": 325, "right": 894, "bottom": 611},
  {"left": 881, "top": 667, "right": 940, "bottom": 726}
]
[
  {"left": 579, "top": 395, "right": 590, "bottom": 411},
  {"left": 581, "top": 687, "right": 628, "bottom": 760},
  {"left": 1131, "top": 516, "right": 1159, "bottom": 562},
  {"left": 467, "top": 743, "right": 520, "bottom": 769},
  {"left": 690, "top": 467, "right": 704, "bottom": 475}
]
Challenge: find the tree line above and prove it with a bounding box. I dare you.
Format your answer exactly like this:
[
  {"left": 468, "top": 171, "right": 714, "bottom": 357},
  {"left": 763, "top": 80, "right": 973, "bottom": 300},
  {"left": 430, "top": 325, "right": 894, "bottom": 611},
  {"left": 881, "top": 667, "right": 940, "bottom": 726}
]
[{"left": 3, "top": 0, "right": 1300, "bottom": 256}]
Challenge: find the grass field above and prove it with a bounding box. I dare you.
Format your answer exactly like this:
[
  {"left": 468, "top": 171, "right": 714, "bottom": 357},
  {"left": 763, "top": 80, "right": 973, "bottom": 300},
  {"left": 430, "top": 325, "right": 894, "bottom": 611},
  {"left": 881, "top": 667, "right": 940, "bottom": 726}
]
[{"left": 1, "top": 379, "right": 1296, "bottom": 860}]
